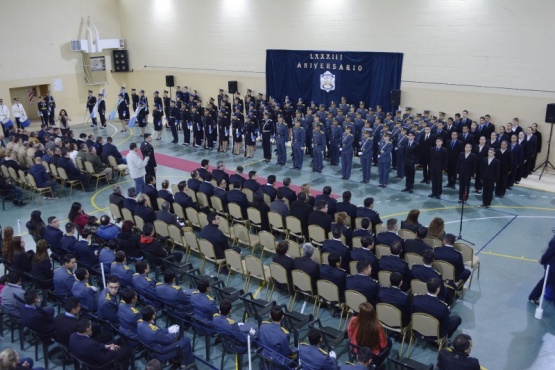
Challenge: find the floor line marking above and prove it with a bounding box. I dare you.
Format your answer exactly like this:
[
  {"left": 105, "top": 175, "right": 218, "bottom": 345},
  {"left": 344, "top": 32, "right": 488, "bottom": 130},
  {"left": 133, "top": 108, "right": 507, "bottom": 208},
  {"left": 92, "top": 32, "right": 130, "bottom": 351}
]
[
  {"left": 476, "top": 215, "right": 518, "bottom": 254},
  {"left": 481, "top": 251, "right": 537, "bottom": 262},
  {"left": 253, "top": 285, "right": 263, "bottom": 299}
]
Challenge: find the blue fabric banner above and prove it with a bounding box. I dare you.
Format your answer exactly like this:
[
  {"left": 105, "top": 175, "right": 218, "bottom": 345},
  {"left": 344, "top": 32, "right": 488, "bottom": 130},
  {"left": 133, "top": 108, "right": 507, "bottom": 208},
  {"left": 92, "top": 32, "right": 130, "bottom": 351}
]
[{"left": 266, "top": 49, "right": 403, "bottom": 112}]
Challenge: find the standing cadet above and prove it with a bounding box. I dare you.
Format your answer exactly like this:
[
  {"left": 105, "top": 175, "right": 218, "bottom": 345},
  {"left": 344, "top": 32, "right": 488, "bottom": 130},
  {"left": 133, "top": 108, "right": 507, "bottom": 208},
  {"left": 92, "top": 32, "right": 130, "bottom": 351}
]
[
  {"left": 136, "top": 101, "right": 148, "bottom": 137},
  {"left": 152, "top": 105, "right": 162, "bottom": 140},
  {"left": 203, "top": 108, "right": 215, "bottom": 150},
  {"left": 395, "top": 127, "right": 408, "bottom": 178},
  {"left": 86, "top": 90, "right": 97, "bottom": 127},
  {"left": 131, "top": 89, "right": 139, "bottom": 112},
  {"left": 97, "top": 93, "right": 107, "bottom": 129},
  {"left": 153, "top": 91, "right": 162, "bottom": 115},
  {"left": 359, "top": 129, "right": 373, "bottom": 183},
  {"left": 162, "top": 90, "right": 171, "bottom": 126},
  {"left": 117, "top": 92, "right": 129, "bottom": 133},
  {"left": 402, "top": 131, "right": 419, "bottom": 194},
  {"left": 419, "top": 126, "right": 436, "bottom": 184},
  {"left": 312, "top": 122, "right": 326, "bottom": 173},
  {"left": 45, "top": 91, "right": 56, "bottom": 125},
  {"left": 275, "top": 114, "right": 288, "bottom": 165},
  {"left": 232, "top": 113, "right": 244, "bottom": 156},
  {"left": 180, "top": 102, "right": 190, "bottom": 145},
  {"left": 341, "top": 125, "right": 354, "bottom": 180},
  {"left": 429, "top": 138, "right": 448, "bottom": 199},
  {"left": 167, "top": 100, "right": 179, "bottom": 144},
  {"left": 330, "top": 119, "right": 343, "bottom": 166},
  {"left": 38, "top": 96, "right": 49, "bottom": 126},
  {"left": 140, "top": 133, "right": 156, "bottom": 177},
  {"left": 190, "top": 105, "right": 203, "bottom": 148},
  {"left": 261, "top": 112, "right": 274, "bottom": 162},
  {"left": 457, "top": 143, "right": 476, "bottom": 203},
  {"left": 292, "top": 118, "right": 306, "bottom": 170},
  {"left": 377, "top": 133, "right": 393, "bottom": 188},
  {"left": 304, "top": 108, "right": 314, "bottom": 155},
  {"left": 481, "top": 148, "right": 500, "bottom": 208},
  {"left": 139, "top": 90, "right": 149, "bottom": 128},
  {"left": 217, "top": 108, "right": 230, "bottom": 153}
]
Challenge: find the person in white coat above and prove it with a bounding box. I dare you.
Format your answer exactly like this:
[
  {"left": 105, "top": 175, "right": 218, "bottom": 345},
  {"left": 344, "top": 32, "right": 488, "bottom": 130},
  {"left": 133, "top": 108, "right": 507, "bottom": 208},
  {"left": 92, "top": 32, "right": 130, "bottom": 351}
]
[
  {"left": 126, "top": 142, "right": 149, "bottom": 195},
  {"left": 12, "top": 98, "right": 27, "bottom": 129}
]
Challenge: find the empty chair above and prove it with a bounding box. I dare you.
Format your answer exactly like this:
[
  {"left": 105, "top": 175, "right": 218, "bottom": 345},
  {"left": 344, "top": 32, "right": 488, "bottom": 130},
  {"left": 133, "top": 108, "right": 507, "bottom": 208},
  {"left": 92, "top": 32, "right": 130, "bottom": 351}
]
[
  {"left": 375, "top": 223, "right": 387, "bottom": 234},
  {"left": 244, "top": 255, "right": 271, "bottom": 297},
  {"left": 410, "top": 279, "right": 428, "bottom": 296},
  {"left": 224, "top": 249, "right": 246, "bottom": 286},
  {"left": 246, "top": 207, "right": 263, "bottom": 232},
  {"left": 308, "top": 225, "right": 326, "bottom": 247},
  {"left": 183, "top": 230, "right": 201, "bottom": 261},
  {"left": 316, "top": 280, "right": 344, "bottom": 329},
  {"left": 375, "top": 244, "right": 391, "bottom": 260},
  {"left": 424, "top": 236, "right": 443, "bottom": 248},
  {"left": 108, "top": 203, "right": 123, "bottom": 223},
  {"left": 121, "top": 208, "right": 134, "bottom": 223},
  {"left": 268, "top": 211, "right": 287, "bottom": 237},
  {"left": 287, "top": 240, "right": 301, "bottom": 259},
  {"left": 185, "top": 207, "right": 201, "bottom": 229},
  {"left": 378, "top": 270, "right": 392, "bottom": 287},
  {"left": 84, "top": 161, "right": 108, "bottom": 190},
  {"left": 228, "top": 202, "right": 247, "bottom": 225},
  {"left": 199, "top": 239, "right": 226, "bottom": 276},
  {"left": 259, "top": 231, "right": 278, "bottom": 259},
  {"left": 233, "top": 223, "right": 259, "bottom": 252},
  {"left": 285, "top": 216, "right": 304, "bottom": 243},
  {"left": 454, "top": 242, "right": 480, "bottom": 290},
  {"left": 290, "top": 270, "right": 317, "bottom": 313},
  {"left": 407, "top": 313, "right": 447, "bottom": 356},
  {"left": 269, "top": 262, "right": 290, "bottom": 298},
  {"left": 404, "top": 253, "right": 424, "bottom": 269},
  {"left": 398, "top": 229, "right": 417, "bottom": 240}
]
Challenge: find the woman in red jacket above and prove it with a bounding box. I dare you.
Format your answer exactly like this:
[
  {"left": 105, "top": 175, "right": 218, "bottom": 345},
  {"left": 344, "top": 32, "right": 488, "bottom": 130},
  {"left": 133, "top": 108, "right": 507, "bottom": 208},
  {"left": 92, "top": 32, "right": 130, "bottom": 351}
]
[
  {"left": 347, "top": 302, "right": 391, "bottom": 365},
  {"left": 68, "top": 202, "right": 93, "bottom": 234}
]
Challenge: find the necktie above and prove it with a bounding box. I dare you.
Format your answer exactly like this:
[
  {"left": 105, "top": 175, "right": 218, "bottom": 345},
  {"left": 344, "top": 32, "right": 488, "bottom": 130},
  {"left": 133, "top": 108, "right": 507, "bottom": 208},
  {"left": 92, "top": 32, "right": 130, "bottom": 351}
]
[
  {"left": 426, "top": 135, "right": 429, "bottom": 140},
  {"left": 451, "top": 142, "right": 455, "bottom": 149},
  {"left": 437, "top": 147, "right": 439, "bottom": 152}
]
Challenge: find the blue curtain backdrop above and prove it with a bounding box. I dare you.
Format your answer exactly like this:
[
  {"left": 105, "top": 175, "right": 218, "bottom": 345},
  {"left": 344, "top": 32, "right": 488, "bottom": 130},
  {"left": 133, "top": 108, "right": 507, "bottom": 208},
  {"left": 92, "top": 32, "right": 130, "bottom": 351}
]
[{"left": 266, "top": 49, "right": 403, "bottom": 112}]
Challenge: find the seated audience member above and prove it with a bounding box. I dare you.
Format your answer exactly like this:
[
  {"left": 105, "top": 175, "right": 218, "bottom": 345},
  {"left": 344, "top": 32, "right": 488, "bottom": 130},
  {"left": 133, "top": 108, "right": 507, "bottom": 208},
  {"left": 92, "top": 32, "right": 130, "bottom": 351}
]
[
  {"left": 117, "top": 220, "right": 143, "bottom": 259},
  {"left": 375, "top": 218, "right": 404, "bottom": 249},
  {"left": 331, "top": 211, "right": 353, "bottom": 247},
  {"left": 335, "top": 191, "right": 357, "bottom": 228},
  {"left": 174, "top": 180, "right": 196, "bottom": 210},
  {"left": 97, "top": 215, "right": 121, "bottom": 241},
  {"left": 73, "top": 226, "right": 101, "bottom": 267},
  {"left": 212, "top": 299, "right": 254, "bottom": 353},
  {"left": 322, "top": 226, "right": 350, "bottom": 270},
  {"left": 211, "top": 161, "right": 230, "bottom": 188},
  {"left": 29, "top": 157, "right": 58, "bottom": 195},
  {"left": 110, "top": 251, "right": 134, "bottom": 287},
  {"left": 156, "top": 270, "right": 193, "bottom": 315},
  {"left": 20, "top": 289, "right": 56, "bottom": 336},
  {"left": 97, "top": 276, "right": 120, "bottom": 322},
  {"left": 412, "top": 249, "right": 455, "bottom": 305},
  {"left": 404, "top": 226, "right": 433, "bottom": 257},
  {"left": 293, "top": 243, "right": 320, "bottom": 291},
  {"left": 158, "top": 179, "right": 174, "bottom": 206},
  {"left": 299, "top": 328, "right": 339, "bottom": 369},
  {"left": 314, "top": 185, "right": 337, "bottom": 216},
  {"left": 60, "top": 223, "right": 78, "bottom": 253},
  {"left": 437, "top": 334, "right": 482, "bottom": 370},
  {"left": 350, "top": 235, "right": 378, "bottom": 278},
  {"left": 347, "top": 302, "right": 391, "bottom": 365},
  {"left": 31, "top": 240, "right": 54, "bottom": 289},
  {"left": 140, "top": 223, "right": 183, "bottom": 263},
  {"left": 270, "top": 189, "right": 289, "bottom": 221},
  {"left": 123, "top": 187, "right": 138, "bottom": 212},
  {"left": 132, "top": 261, "right": 157, "bottom": 297},
  {"left": 54, "top": 297, "right": 81, "bottom": 345},
  {"left": 272, "top": 240, "right": 295, "bottom": 290},
  {"left": 190, "top": 277, "right": 219, "bottom": 323},
  {"left": 290, "top": 192, "right": 312, "bottom": 237},
  {"left": 143, "top": 174, "right": 159, "bottom": 211},
  {"left": 308, "top": 200, "right": 333, "bottom": 234},
  {"left": 260, "top": 174, "right": 278, "bottom": 201},
  {"left": 400, "top": 209, "right": 423, "bottom": 233},
  {"left": 108, "top": 185, "right": 126, "bottom": 208},
  {"left": 259, "top": 305, "right": 298, "bottom": 367},
  {"left": 0, "top": 348, "right": 44, "bottom": 370},
  {"left": 134, "top": 195, "right": 156, "bottom": 224},
  {"left": 156, "top": 201, "right": 180, "bottom": 227},
  {"left": 101, "top": 136, "right": 127, "bottom": 164},
  {"left": 356, "top": 197, "right": 382, "bottom": 233},
  {"left": 229, "top": 166, "right": 245, "bottom": 187},
  {"left": 72, "top": 267, "right": 98, "bottom": 311},
  {"left": 346, "top": 260, "right": 379, "bottom": 306},
  {"left": 278, "top": 177, "right": 297, "bottom": 203},
  {"left": 434, "top": 233, "right": 471, "bottom": 284},
  {"left": 379, "top": 241, "right": 411, "bottom": 291},
  {"left": 200, "top": 213, "right": 241, "bottom": 267},
  {"left": 320, "top": 253, "right": 348, "bottom": 303},
  {"left": 53, "top": 254, "right": 77, "bottom": 297},
  {"left": 242, "top": 170, "right": 260, "bottom": 192},
  {"left": 0, "top": 271, "right": 25, "bottom": 317},
  {"left": 187, "top": 170, "right": 202, "bottom": 192},
  {"left": 378, "top": 272, "right": 411, "bottom": 327},
  {"left": 118, "top": 288, "right": 141, "bottom": 338},
  {"left": 43, "top": 216, "right": 63, "bottom": 246},
  {"left": 226, "top": 182, "right": 250, "bottom": 218},
  {"left": 352, "top": 217, "right": 373, "bottom": 238},
  {"left": 99, "top": 239, "right": 117, "bottom": 270}
]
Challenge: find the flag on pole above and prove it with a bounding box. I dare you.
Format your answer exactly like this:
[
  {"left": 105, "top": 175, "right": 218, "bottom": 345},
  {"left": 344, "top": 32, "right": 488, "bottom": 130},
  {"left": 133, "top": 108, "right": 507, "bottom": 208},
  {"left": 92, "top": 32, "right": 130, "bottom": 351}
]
[
  {"left": 27, "top": 89, "right": 35, "bottom": 103},
  {"left": 127, "top": 107, "right": 141, "bottom": 128},
  {"left": 108, "top": 109, "right": 117, "bottom": 121}
]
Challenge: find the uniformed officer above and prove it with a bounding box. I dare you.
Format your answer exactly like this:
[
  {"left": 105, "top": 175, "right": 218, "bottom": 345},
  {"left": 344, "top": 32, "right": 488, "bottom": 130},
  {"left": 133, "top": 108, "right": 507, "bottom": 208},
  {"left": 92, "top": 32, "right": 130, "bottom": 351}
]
[
  {"left": 341, "top": 125, "right": 354, "bottom": 180},
  {"left": 137, "top": 305, "right": 194, "bottom": 366},
  {"left": 340, "top": 346, "right": 373, "bottom": 370},
  {"left": 132, "top": 261, "right": 156, "bottom": 296},
  {"left": 312, "top": 123, "right": 326, "bottom": 173},
  {"left": 395, "top": 127, "right": 408, "bottom": 178},
  {"left": 330, "top": 119, "right": 343, "bottom": 166},
  {"left": 275, "top": 114, "right": 289, "bottom": 165},
  {"left": 190, "top": 278, "right": 218, "bottom": 323},
  {"left": 140, "top": 133, "right": 156, "bottom": 177},
  {"left": 136, "top": 101, "right": 148, "bottom": 137},
  {"left": 38, "top": 96, "right": 49, "bottom": 126},
  {"left": 359, "top": 129, "right": 373, "bottom": 184},
  {"left": 155, "top": 270, "right": 193, "bottom": 315},
  {"left": 86, "top": 90, "right": 97, "bottom": 127},
  {"left": 53, "top": 254, "right": 77, "bottom": 297},
  {"left": 118, "top": 288, "right": 141, "bottom": 338},
  {"left": 139, "top": 89, "right": 149, "bottom": 123},
  {"left": 191, "top": 105, "right": 203, "bottom": 147},
  {"left": 152, "top": 104, "right": 162, "bottom": 140},
  {"left": 117, "top": 92, "right": 129, "bottom": 132},
  {"left": 97, "top": 93, "right": 107, "bottom": 129},
  {"left": 292, "top": 118, "right": 306, "bottom": 170},
  {"left": 377, "top": 133, "right": 393, "bottom": 188},
  {"left": 45, "top": 91, "right": 56, "bottom": 125},
  {"left": 131, "top": 89, "right": 139, "bottom": 112},
  {"left": 167, "top": 100, "right": 179, "bottom": 144},
  {"left": 259, "top": 305, "right": 298, "bottom": 367},
  {"left": 212, "top": 299, "right": 256, "bottom": 354},
  {"left": 97, "top": 276, "right": 120, "bottom": 323},
  {"left": 71, "top": 267, "right": 98, "bottom": 311},
  {"left": 261, "top": 112, "right": 274, "bottom": 162},
  {"left": 299, "top": 328, "right": 339, "bottom": 370},
  {"left": 110, "top": 251, "right": 134, "bottom": 287}
]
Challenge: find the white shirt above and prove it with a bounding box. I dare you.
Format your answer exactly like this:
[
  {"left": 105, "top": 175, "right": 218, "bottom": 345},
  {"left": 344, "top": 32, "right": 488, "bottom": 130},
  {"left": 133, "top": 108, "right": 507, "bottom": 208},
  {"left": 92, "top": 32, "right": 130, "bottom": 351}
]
[
  {"left": 127, "top": 150, "right": 148, "bottom": 179},
  {"left": 12, "top": 103, "right": 26, "bottom": 118},
  {"left": 0, "top": 104, "right": 10, "bottom": 123}
]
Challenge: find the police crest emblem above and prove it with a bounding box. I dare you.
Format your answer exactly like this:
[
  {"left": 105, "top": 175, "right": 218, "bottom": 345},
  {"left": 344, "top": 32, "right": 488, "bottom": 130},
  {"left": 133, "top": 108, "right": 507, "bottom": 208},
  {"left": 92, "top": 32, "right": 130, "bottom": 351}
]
[{"left": 320, "top": 71, "right": 335, "bottom": 93}]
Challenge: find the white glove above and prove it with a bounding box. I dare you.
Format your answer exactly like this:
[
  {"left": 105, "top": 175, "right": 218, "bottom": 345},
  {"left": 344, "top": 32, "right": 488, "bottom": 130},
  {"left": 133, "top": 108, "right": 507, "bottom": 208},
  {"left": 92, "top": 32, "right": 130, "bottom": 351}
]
[
  {"left": 358, "top": 152, "right": 362, "bottom": 156},
  {"left": 91, "top": 286, "right": 98, "bottom": 292},
  {"left": 168, "top": 324, "right": 180, "bottom": 334},
  {"left": 329, "top": 350, "right": 336, "bottom": 359},
  {"left": 237, "top": 322, "right": 244, "bottom": 327},
  {"left": 249, "top": 328, "right": 256, "bottom": 336}
]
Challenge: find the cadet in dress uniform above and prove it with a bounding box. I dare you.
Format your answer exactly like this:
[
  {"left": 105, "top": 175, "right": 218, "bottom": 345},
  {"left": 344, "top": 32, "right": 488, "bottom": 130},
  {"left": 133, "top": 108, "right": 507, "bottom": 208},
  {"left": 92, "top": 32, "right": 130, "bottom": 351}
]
[
  {"left": 312, "top": 123, "right": 326, "bottom": 173},
  {"left": 292, "top": 118, "right": 306, "bottom": 170},
  {"left": 152, "top": 105, "right": 162, "bottom": 140},
  {"left": 429, "top": 138, "right": 448, "bottom": 199},
  {"left": 131, "top": 89, "right": 139, "bottom": 112},
  {"left": 132, "top": 262, "right": 156, "bottom": 297},
  {"left": 155, "top": 270, "right": 192, "bottom": 315},
  {"left": 45, "top": 91, "right": 56, "bottom": 125},
  {"left": 359, "top": 130, "right": 373, "bottom": 183},
  {"left": 140, "top": 133, "right": 157, "bottom": 177},
  {"left": 137, "top": 305, "right": 194, "bottom": 365},
  {"left": 97, "top": 93, "right": 107, "bottom": 128},
  {"left": 232, "top": 113, "right": 244, "bottom": 156},
  {"left": 330, "top": 119, "right": 343, "bottom": 166},
  {"left": 97, "top": 276, "right": 120, "bottom": 322},
  {"left": 341, "top": 125, "right": 354, "bottom": 179},
  {"left": 203, "top": 109, "right": 215, "bottom": 150},
  {"left": 72, "top": 268, "right": 98, "bottom": 311},
  {"left": 275, "top": 114, "right": 289, "bottom": 165},
  {"left": 217, "top": 108, "right": 230, "bottom": 152},
  {"left": 167, "top": 100, "right": 179, "bottom": 144},
  {"left": 38, "top": 96, "right": 49, "bottom": 126},
  {"left": 86, "top": 90, "right": 97, "bottom": 127},
  {"left": 136, "top": 101, "right": 148, "bottom": 137},
  {"left": 480, "top": 148, "right": 500, "bottom": 208},
  {"left": 377, "top": 133, "right": 393, "bottom": 187},
  {"left": 299, "top": 328, "right": 339, "bottom": 370},
  {"left": 259, "top": 305, "right": 298, "bottom": 367},
  {"left": 457, "top": 144, "right": 476, "bottom": 203},
  {"left": 244, "top": 114, "right": 257, "bottom": 158},
  {"left": 162, "top": 90, "right": 171, "bottom": 119},
  {"left": 191, "top": 105, "right": 203, "bottom": 147},
  {"left": 261, "top": 112, "right": 274, "bottom": 162},
  {"left": 180, "top": 103, "right": 190, "bottom": 145},
  {"left": 139, "top": 90, "right": 149, "bottom": 123},
  {"left": 53, "top": 255, "right": 77, "bottom": 297},
  {"left": 395, "top": 127, "right": 408, "bottom": 178},
  {"left": 190, "top": 278, "right": 218, "bottom": 323},
  {"left": 211, "top": 299, "right": 256, "bottom": 354},
  {"left": 118, "top": 288, "right": 141, "bottom": 338},
  {"left": 110, "top": 252, "right": 134, "bottom": 287},
  {"left": 117, "top": 93, "right": 129, "bottom": 132}
]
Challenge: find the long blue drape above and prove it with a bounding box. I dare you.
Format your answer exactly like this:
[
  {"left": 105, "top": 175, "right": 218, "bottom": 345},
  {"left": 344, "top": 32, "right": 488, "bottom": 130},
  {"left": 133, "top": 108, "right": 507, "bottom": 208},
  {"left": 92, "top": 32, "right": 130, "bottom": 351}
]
[{"left": 266, "top": 50, "right": 403, "bottom": 112}]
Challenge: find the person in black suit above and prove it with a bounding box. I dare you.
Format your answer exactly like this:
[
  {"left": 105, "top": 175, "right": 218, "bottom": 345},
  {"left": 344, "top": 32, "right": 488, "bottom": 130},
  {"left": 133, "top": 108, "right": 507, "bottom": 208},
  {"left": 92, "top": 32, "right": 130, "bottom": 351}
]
[
  {"left": 200, "top": 212, "right": 241, "bottom": 261},
  {"left": 293, "top": 243, "right": 320, "bottom": 291},
  {"left": 434, "top": 122, "right": 450, "bottom": 149},
  {"left": 198, "top": 172, "right": 215, "bottom": 208},
  {"left": 55, "top": 297, "right": 81, "bottom": 345},
  {"left": 322, "top": 227, "right": 350, "bottom": 270},
  {"left": 476, "top": 117, "right": 491, "bottom": 142},
  {"left": 459, "top": 125, "right": 475, "bottom": 147},
  {"left": 156, "top": 201, "right": 180, "bottom": 228},
  {"left": 243, "top": 170, "right": 260, "bottom": 193},
  {"left": 187, "top": 170, "right": 203, "bottom": 192},
  {"left": 378, "top": 272, "right": 411, "bottom": 327},
  {"left": 213, "top": 179, "right": 228, "bottom": 209},
  {"left": 108, "top": 185, "right": 126, "bottom": 208},
  {"left": 335, "top": 191, "right": 357, "bottom": 229},
  {"left": 529, "top": 232, "right": 555, "bottom": 306},
  {"left": 278, "top": 177, "right": 297, "bottom": 204},
  {"left": 480, "top": 148, "right": 500, "bottom": 207},
  {"left": 260, "top": 175, "right": 278, "bottom": 202},
  {"left": 314, "top": 186, "right": 337, "bottom": 217},
  {"left": 522, "top": 126, "right": 538, "bottom": 178},
  {"left": 196, "top": 159, "right": 210, "bottom": 181},
  {"left": 429, "top": 138, "right": 448, "bottom": 199},
  {"left": 472, "top": 136, "right": 489, "bottom": 193},
  {"left": 437, "top": 334, "right": 482, "bottom": 370},
  {"left": 143, "top": 174, "right": 159, "bottom": 211},
  {"left": 123, "top": 187, "right": 138, "bottom": 212},
  {"left": 229, "top": 166, "right": 245, "bottom": 188},
  {"left": 308, "top": 200, "right": 333, "bottom": 234},
  {"left": 495, "top": 141, "right": 512, "bottom": 198},
  {"left": 70, "top": 318, "right": 131, "bottom": 370},
  {"left": 101, "top": 137, "right": 126, "bottom": 165},
  {"left": 272, "top": 240, "right": 295, "bottom": 291},
  {"left": 402, "top": 132, "right": 419, "bottom": 193},
  {"left": 379, "top": 241, "right": 411, "bottom": 291},
  {"left": 404, "top": 227, "right": 433, "bottom": 257},
  {"left": 346, "top": 259, "right": 379, "bottom": 306},
  {"left": 140, "top": 223, "right": 183, "bottom": 263},
  {"left": 356, "top": 197, "right": 382, "bottom": 233},
  {"left": 226, "top": 182, "right": 250, "bottom": 218},
  {"left": 412, "top": 249, "right": 454, "bottom": 305},
  {"left": 174, "top": 181, "right": 197, "bottom": 211},
  {"left": 375, "top": 218, "right": 404, "bottom": 249},
  {"left": 412, "top": 277, "right": 461, "bottom": 339},
  {"left": 20, "top": 289, "right": 55, "bottom": 336},
  {"left": 457, "top": 144, "right": 476, "bottom": 203},
  {"left": 418, "top": 127, "right": 436, "bottom": 184},
  {"left": 434, "top": 234, "right": 471, "bottom": 284},
  {"left": 290, "top": 192, "right": 313, "bottom": 238},
  {"left": 212, "top": 161, "right": 230, "bottom": 190},
  {"left": 446, "top": 132, "right": 463, "bottom": 188},
  {"left": 134, "top": 196, "right": 156, "bottom": 224},
  {"left": 319, "top": 253, "right": 347, "bottom": 302}
]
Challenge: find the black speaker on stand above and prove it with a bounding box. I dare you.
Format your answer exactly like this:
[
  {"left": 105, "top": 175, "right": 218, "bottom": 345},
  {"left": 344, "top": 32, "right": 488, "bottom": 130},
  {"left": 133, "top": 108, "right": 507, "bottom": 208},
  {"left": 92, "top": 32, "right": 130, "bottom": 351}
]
[
  {"left": 535, "top": 103, "right": 555, "bottom": 179},
  {"left": 389, "top": 89, "right": 401, "bottom": 111},
  {"left": 228, "top": 81, "right": 238, "bottom": 94},
  {"left": 165, "top": 75, "right": 175, "bottom": 98},
  {"left": 112, "top": 50, "right": 130, "bottom": 72}
]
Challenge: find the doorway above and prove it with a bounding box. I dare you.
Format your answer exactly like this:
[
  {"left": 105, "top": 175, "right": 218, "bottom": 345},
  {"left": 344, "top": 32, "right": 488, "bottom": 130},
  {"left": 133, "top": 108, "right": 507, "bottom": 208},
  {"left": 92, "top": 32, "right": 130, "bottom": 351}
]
[{"left": 9, "top": 84, "right": 50, "bottom": 120}]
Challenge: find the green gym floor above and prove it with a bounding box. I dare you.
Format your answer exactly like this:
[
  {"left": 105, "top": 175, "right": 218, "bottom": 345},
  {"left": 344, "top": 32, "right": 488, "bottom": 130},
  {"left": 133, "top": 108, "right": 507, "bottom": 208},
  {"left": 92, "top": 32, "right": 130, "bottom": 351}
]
[{"left": 2, "top": 121, "right": 555, "bottom": 370}]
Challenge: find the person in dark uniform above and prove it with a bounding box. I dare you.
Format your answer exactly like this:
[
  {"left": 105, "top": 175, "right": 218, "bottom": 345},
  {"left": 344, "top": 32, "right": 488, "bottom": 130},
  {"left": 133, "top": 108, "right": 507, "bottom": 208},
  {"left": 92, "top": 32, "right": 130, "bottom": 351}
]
[
  {"left": 261, "top": 112, "right": 274, "bottom": 162},
  {"left": 190, "top": 278, "right": 219, "bottom": 324},
  {"left": 202, "top": 108, "right": 215, "bottom": 150},
  {"left": 401, "top": 131, "right": 419, "bottom": 193},
  {"left": 137, "top": 305, "right": 194, "bottom": 366},
  {"left": 529, "top": 231, "right": 555, "bottom": 306},
  {"left": 341, "top": 125, "right": 354, "bottom": 179},
  {"left": 299, "top": 328, "right": 339, "bottom": 369},
  {"left": 45, "top": 91, "right": 56, "bottom": 125},
  {"left": 151, "top": 105, "right": 162, "bottom": 140},
  {"left": 312, "top": 122, "right": 325, "bottom": 173},
  {"left": 72, "top": 268, "right": 98, "bottom": 311},
  {"left": 136, "top": 101, "right": 148, "bottom": 137},
  {"left": 130, "top": 89, "right": 139, "bottom": 112},
  {"left": 53, "top": 254, "right": 77, "bottom": 297},
  {"left": 140, "top": 133, "right": 156, "bottom": 177},
  {"left": 472, "top": 136, "right": 489, "bottom": 194},
  {"left": 259, "top": 305, "right": 298, "bottom": 367},
  {"left": 291, "top": 118, "right": 306, "bottom": 170},
  {"left": 346, "top": 259, "right": 379, "bottom": 306},
  {"left": 412, "top": 249, "right": 454, "bottom": 305},
  {"left": 429, "top": 138, "right": 448, "bottom": 199},
  {"left": 167, "top": 100, "right": 179, "bottom": 143},
  {"left": 434, "top": 234, "right": 471, "bottom": 284},
  {"left": 437, "top": 334, "right": 481, "bottom": 370},
  {"left": 212, "top": 299, "right": 256, "bottom": 354},
  {"left": 446, "top": 131, "right": 463, "bottom": 188},
  {"left": 457, "top": 143, "right": 476, "bottom": 203},
  {"left": 156, "top": 270, "right": 192, "bottom": 315},
  {"left": 405, "top": 227, "right": 433, "bottom": 256},
  {"left": 377, "top": 133, "right": 393, "bottom": 187},
  {"left": 480, "top": 148, "right": 500, "bottom": 208},
  {"left": 378, "top": 272, "right": 411, "bottom": 327},
  {"left": 320, "top": 253, "right": 348, "bottom": 303},
  {"left": 412, "top": 277, "right": 461, "bottom": 339},
  {"left": 86, "top": 90, "right": 97, "bottom": 127},
  {"left": 132, "top": 261, "right": 157, "bottom": 297},
  {"left": 117, "top": 92, "right": 129, "bottom": 132},
  {"left": 508, "top": 134, "right": 522, "bottom": 189},
  {"left": 97, "top": 276, "right": 120, "bottom": 323},
  {"left": 330, "top": 119, "right": 342, "bottom": 166},
  {"left": 356, "top": 197, "right": 382, "bottom": 233},
  {"left": 359, "top": 129, "right": 373, "bottom": 183},
  {"left": 495, "top": 140, "right": 512, "bottom": 198},
  {"left": 189, "top": 105, "right": 202, "bottom": 147},
  {"left": 379, "top": 241, "right": 411, "bottom": 291},
  {"left": 419, "top": 126, "right": 436, "bottom": 184},
  {"left": 38, "top": 96, "right": 49, "bottom": 126},
  {"left": 97, "top": 93, "right": 107, "bottom": 129},
  {"left": 275, "top": 114, "right": 288, "bottom": 165},
  {"left": 118, "top": 288, "right": 141, "bottom": 339},
  {"left": 293, "top": 243, "right": 320, "bottom": 291}
]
